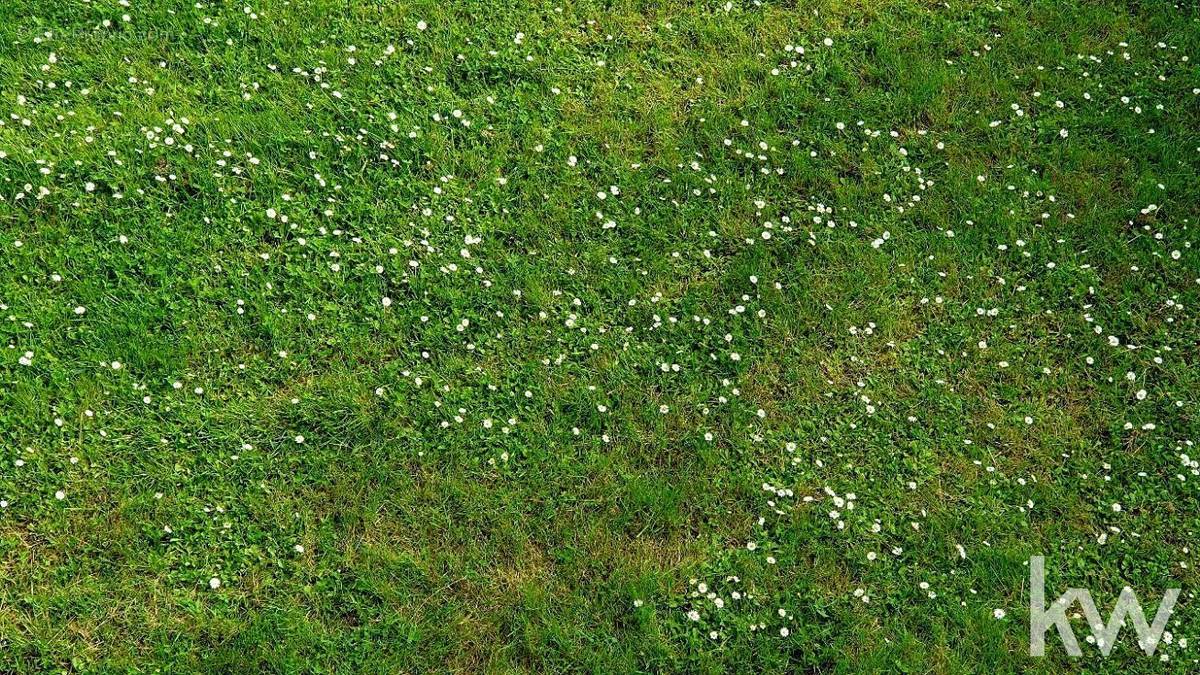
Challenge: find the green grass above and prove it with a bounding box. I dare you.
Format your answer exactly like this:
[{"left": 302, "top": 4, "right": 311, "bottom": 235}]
[{"left": 1, "top": 0, "right": 1198, "bottom": 671}]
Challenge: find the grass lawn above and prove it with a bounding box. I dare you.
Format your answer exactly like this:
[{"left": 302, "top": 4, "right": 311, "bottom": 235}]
[{"left": 1, "top": 0, "right": 1198, "bottom": 671}]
